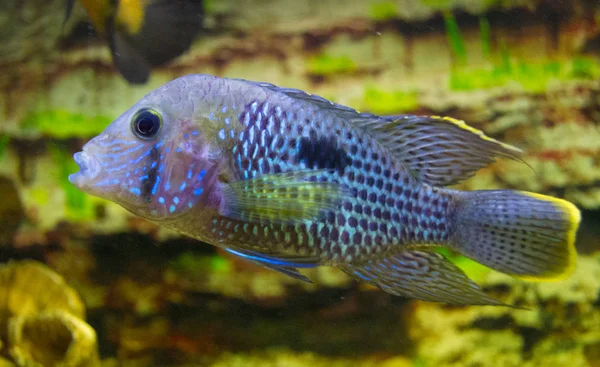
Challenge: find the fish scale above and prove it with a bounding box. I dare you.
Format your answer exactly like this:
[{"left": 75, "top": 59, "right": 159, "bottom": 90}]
[{"left": 209, "top": 96, "right": 453, "bottom": 264}]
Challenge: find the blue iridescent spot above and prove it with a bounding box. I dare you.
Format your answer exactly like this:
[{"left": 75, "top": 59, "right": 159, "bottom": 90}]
[
  {"left": 218, "top": 129, "right": 226, "bottom": 140},
  {"left": 169, "top": 205, "right": 176, "bottom": 213},
  {"left": 188, "top": 202, "right": 193, "bottom": 208},
  {"left": 176, "top": 147, "right": 182, "bottom": 153},
  {"left": 221, "top": 106, "right": 228, "bottom": 113},
  {"left": 198, "top": 169, "right": 206, "bottom": 180},
  {"left": 129, "top": 188, "right": 141, "bottom": 196},
  {"left": 184, "top": 133, "right": 189, "bottom": 139},
  {"left": 192, "top": 130, "right": 199, "bottom": 136},
  {"left": 151, "top": 176, "right": 161, "bottom": 195},
  {"left": 151, "top": 162, "right": 157, "bottom": 169},
  {"left": 179, "top": 182, "right": 187, "bottom": 191},
  {"left": 187, "top": 169, "right": 192, "bottom": 180},
  {"left": 193, "top": 188, "right": 203, "bottom": 196},
  {"left": 173, "top": 196, "right": 180, "bottom": 205},
  {"left": 158, "top": 197, "right": 165, "bottom": 204}
]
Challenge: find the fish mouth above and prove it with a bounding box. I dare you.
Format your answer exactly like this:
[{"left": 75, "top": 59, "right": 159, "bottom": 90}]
[{"left": 68, "top": 151, "right": 101, "bottom": 186}]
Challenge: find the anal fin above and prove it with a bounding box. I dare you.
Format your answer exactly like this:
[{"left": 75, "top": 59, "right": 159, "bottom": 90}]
[
  {"left": 341, "top": 249, "right": 508, "bottom": 306},
  {"left": 224, "top": 247, "right": 320, "bottom": 283}
]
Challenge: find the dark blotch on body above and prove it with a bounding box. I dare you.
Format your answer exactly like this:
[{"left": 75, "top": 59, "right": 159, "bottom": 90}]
[{"left": 298, "top": 136, "right": 350, "bottom": 174}]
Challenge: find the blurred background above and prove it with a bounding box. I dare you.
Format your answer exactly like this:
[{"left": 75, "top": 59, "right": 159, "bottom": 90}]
[{"left": 0, "top": 0, "right": 599, "bottom": 366}]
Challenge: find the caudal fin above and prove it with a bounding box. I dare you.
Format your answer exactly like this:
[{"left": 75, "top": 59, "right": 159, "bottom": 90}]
[{"left": 451, "top": 190, "right": 580, "bottom": 281}]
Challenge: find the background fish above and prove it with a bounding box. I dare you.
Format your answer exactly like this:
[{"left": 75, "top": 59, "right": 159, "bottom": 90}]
[
  {"left": 64, "top": 0, "right": 204, "bottom": 84},
  {"left": 69, "top": 75, "right": 581, "bottom": 306}
]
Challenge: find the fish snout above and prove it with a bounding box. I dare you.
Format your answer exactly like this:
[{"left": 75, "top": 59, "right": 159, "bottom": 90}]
[{"left": 69, "top": 151, "right": 102, "bottom": 187}]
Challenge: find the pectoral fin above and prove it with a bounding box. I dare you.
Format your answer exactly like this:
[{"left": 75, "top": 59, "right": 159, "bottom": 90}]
[{"left": 220, "top": 169, "right": 348, "bottom": 225}]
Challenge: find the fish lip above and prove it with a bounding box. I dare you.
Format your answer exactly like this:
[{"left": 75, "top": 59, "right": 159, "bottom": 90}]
[{"left": 69, "top": 151, "right": 101, "bottom": 186}]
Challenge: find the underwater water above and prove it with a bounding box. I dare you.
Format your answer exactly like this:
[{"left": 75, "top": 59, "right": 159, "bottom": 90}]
[{"left": 0, "top": 0, "right": 599, "bottom": 366}]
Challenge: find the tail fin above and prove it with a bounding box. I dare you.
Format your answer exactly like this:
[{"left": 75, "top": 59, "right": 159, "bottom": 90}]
[{"left": 451, "top": 190, "right": 580, "bottom": 281}]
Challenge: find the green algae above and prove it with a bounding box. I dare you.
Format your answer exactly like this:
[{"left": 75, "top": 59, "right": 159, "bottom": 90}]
[
  {"left": 450, "top": 57, "right": 600, "bottom": 92},
  {"left": 357, "top": 86, "right": 419, "bottom": 114},
  {"left": 306, "top": 53, "right": 357, "bottom": 77},
  {"left": 172, "top": 252, "right": 232, "bottom": 275},
  {"left": 369, "top": 1, "right": 398, "bottom": 21},
  {"left": 420, "top": 0, "right": 457, "bottom": 10},
  {"left": 21, "top": 110, "right": 112, "bottom": 138}
]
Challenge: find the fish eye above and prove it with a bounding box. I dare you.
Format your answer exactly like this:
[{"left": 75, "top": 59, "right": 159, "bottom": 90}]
[{"left": 132, "top": 109, "right": 162, "bottom": 139}]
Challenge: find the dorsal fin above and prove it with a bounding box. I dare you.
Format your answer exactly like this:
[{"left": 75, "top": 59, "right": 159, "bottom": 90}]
[
  {"left": 243, "top": 79, "right": 522, "bottom": 187},
  {"left": 349, "top": 114, "right": 523, "bottom": 186}
]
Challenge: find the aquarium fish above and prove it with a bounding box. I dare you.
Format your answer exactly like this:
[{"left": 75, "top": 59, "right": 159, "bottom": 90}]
[
  {"left": 69, "top": 75, "right": 581, "bottom": 306},
  {"left": 64, "top": 0, "right": 204, "bottom": 84}
]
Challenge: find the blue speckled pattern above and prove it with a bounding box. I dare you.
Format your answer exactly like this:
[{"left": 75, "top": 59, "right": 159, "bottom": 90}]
[
  {"left": 71, "top": 74, "right": 581, "bottom": 305},
  {"left": 206, "top": 92, "right": 453, "bottom": 264}
]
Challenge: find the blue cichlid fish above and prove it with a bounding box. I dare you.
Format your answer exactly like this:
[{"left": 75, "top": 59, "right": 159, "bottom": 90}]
[
  {"left": 64, "top": 0, "right": 204, "bottom": 84},
  {"left": 69, "top": 75, "right": 581, "bottom": 306}
]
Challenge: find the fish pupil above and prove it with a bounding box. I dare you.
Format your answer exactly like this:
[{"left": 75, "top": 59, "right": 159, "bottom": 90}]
[{"left": 133, "top": 109, "right": 161, "bottom": 139}]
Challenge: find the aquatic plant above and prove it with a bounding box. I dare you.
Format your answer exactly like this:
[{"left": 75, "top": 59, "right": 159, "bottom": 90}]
[
  {"left": 443, "top": 12, "right": 467, "bottom": 66},
  {"left": 479, "top": 16, "right": 491, "bottom": 58},
  {"left": 21, "top": 110, "right": 112, "bottom": 139},
  {"left": 306, "top": 53, "right": 357, "bottom": 77},
  {"left": 444, "top": 13, "right": 600, "bottom": 91},
  {"left": 369, "top": 1, "right": 398, "bottom": 21},
  {"left": 357, "top": 86, "right": 419, "bottom": 114}
]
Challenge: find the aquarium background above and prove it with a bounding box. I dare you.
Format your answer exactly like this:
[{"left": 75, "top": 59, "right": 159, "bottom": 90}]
[{"left": 0, "top": 0, "right": 599, "bottom": 366}]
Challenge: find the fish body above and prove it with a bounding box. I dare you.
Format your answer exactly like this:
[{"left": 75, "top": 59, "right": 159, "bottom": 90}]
[
  {"left": 64, "top": 0, "right": 204, "bottom": 84},
  {"left": 69, "top": 75, "right": 581, "bottom": 306}
]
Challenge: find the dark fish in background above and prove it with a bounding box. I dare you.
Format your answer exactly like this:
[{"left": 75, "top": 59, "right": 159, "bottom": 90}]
[
  {"left": 64, "top": 0, "right": 204, "bottom": 84},
  {"left": 69, "top": 75, "right": 581, "bottom": 306}
]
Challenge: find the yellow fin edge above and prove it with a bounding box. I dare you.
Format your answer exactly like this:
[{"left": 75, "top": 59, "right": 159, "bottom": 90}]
[
  {"left": 513, "top": 191, "right": 581, "bottom": 282},
  {"left": 432, "top": 115, "right": 523, "bottom": 155}
]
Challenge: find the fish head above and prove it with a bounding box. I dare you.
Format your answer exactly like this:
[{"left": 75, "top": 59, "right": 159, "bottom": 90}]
[{"left": 69, "top": 77, "right": 220, "bottom": 221}]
